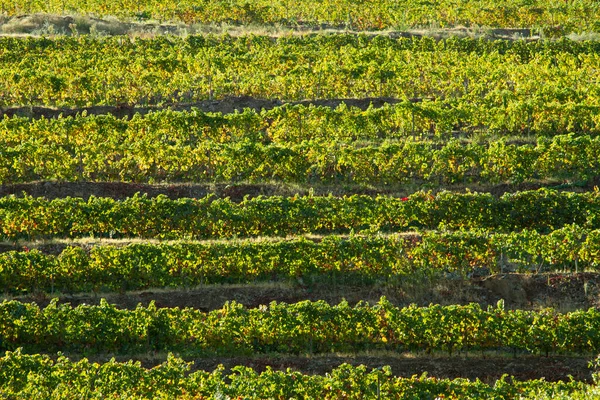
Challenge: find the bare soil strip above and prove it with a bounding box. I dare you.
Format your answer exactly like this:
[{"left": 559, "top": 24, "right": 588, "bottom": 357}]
[
  {"left": 1, "top": 96, "right": 404, "bottom": 119},
  {"left": 0, "top": 181, "right": 292, "bottom": 202},
  {"left": 189, "top": 354, "right": 593, "bottom": 383},
  {"left": 57, "top": 352, "right": 592, "bottom": 383},
  {"left": 0, "top": 179, "right": 592, "bottom": 203},
  {"left": 11, "top": 272, "right": 600, "bottom": 313}
]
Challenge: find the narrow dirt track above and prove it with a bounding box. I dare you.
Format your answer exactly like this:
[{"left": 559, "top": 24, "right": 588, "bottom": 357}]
[
  {"left": 0, "top": 179, "right": 592, "bottom": 203},
  {"left": 61, "top": 352, "right": 593, "bottom": 384},
  {"left": 12, "top": 272, "right": 600, "bottom": 313},
  {"left": 1, "top": 96, "right": 404, "bottom": 119}
]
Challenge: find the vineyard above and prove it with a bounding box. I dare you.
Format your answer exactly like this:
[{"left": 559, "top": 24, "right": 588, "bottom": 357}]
[{"left": 2, "top": 2, "right": 600, "bottom": 399}]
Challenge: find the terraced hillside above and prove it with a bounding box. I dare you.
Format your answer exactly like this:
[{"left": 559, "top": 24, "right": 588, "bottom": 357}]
[{"left": 2, "top": 2, "right": 600, "bottom": 398}]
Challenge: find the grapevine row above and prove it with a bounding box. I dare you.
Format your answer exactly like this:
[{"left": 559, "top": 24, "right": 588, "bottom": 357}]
[
  {"left": 1, "top": 298, "right": 599, "bottom": 356},
  {"left": 0, "top": 227, "right": 597, "bottom": 294},
  {"left": 5, "top": 100, "right": 600, "bottom": 142},
  {"left": 2, "top": 132, "right": 598, "bottom": 185},
  {"left": 1, "top": 36, "right": 600, "bottom": 108},
  {"left": 0, "top": 189, "right": 597, "bottom": 240},
  {"left": 0, "top": 351, "right": 592, "bottom": 399}
]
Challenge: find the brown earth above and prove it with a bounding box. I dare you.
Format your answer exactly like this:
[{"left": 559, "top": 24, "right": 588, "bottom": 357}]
[
  {"left": 19, "top": 272, "right": 598, "bottom": 384},
  {"left": 188, "top": 354, "right": 593, "bottom": 384},
  {"left": 0, "top": 181, "right": 290, "bottom": 202},
  {"left": 62, "top": 352, "right": 592, "bottom": 384},
  {"left": 0, "top": 96, "right": 405, "bottom": 119},
  {"left": 0, "top": 179, "right": 592, "bottom": 203},
  {"left": 13, "top": 272, "right": 600, "bottom": 313},
  {"left": 9, "top": 265, "right": 599, "bottom": 384}
]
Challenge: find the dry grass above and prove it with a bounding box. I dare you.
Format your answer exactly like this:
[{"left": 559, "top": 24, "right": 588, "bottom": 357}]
[{"left": 0, "top": 13, "right": 547, "bottom": 40}]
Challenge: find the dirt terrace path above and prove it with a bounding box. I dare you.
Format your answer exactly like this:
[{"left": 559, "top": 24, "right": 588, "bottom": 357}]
[
  {"left": 62, "top": 352, "right": 592, "bottom": 384},
  {"left": 12, "top": 272, "right": 600, "bottom": 313},
  {"left": 190, "top": 354, "right": 593, "bottom": 383},
  {"left": 1, "top": 96, "right": 403, "bottom": 119},
  {"left": 0, "top": 179, "right": 592, "bottom": 203}
]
